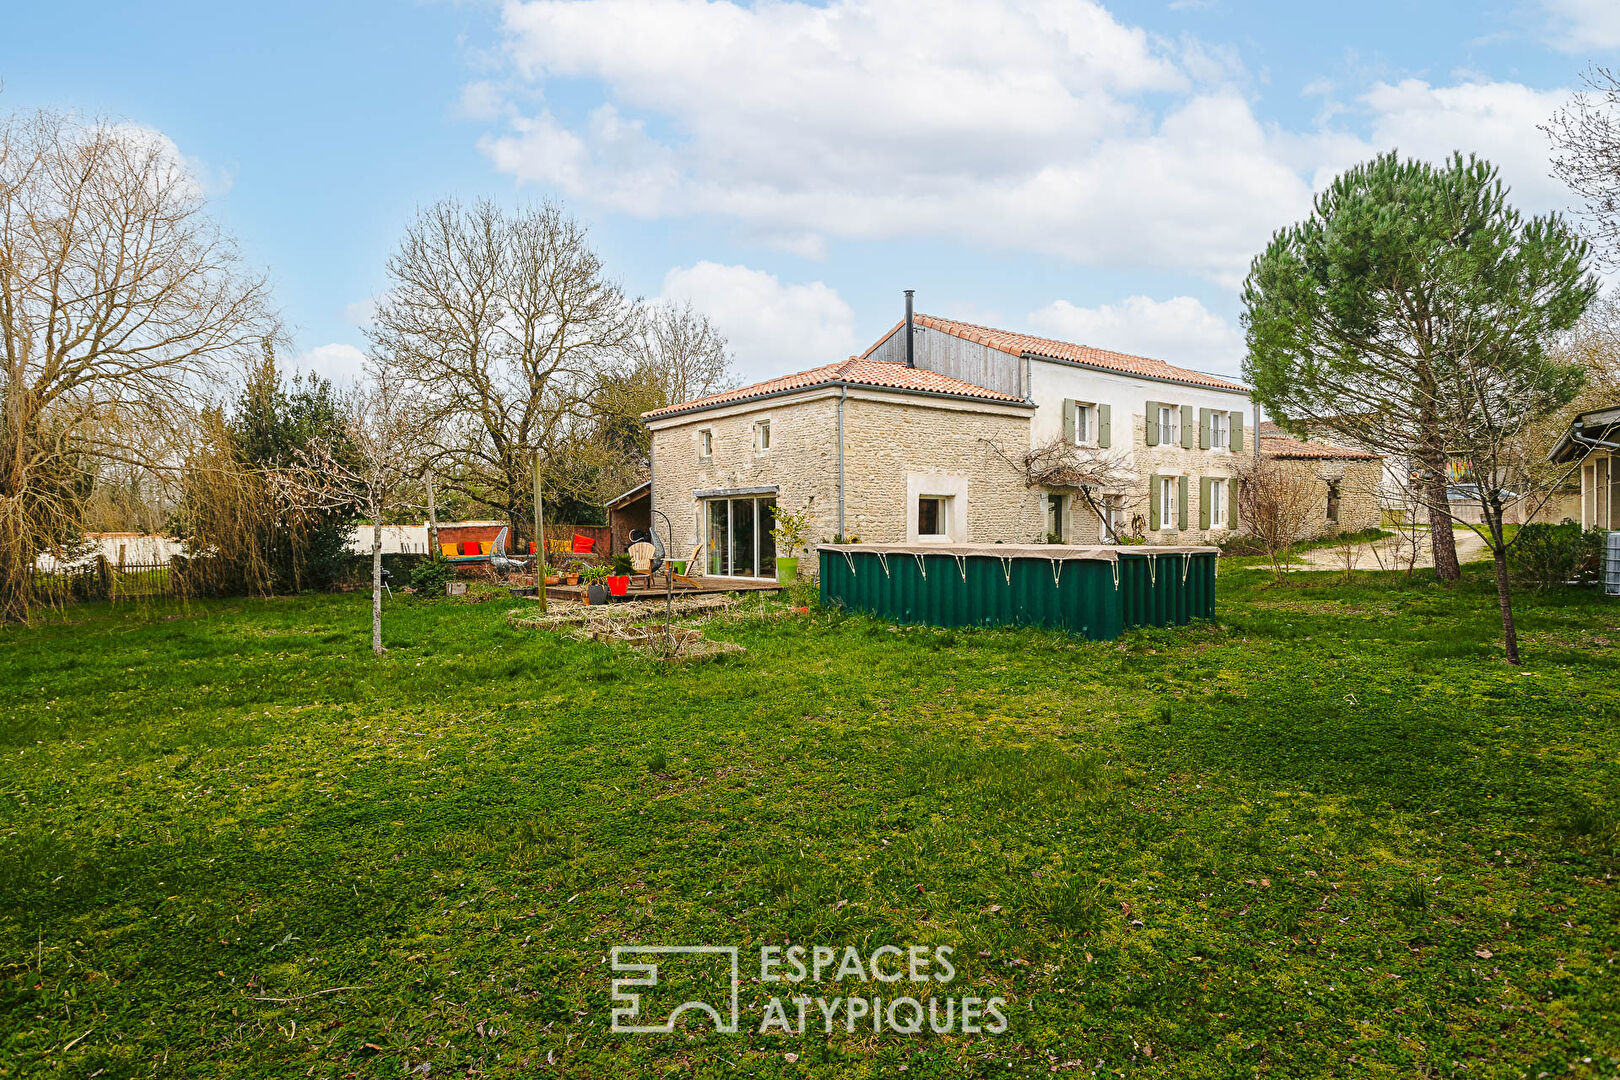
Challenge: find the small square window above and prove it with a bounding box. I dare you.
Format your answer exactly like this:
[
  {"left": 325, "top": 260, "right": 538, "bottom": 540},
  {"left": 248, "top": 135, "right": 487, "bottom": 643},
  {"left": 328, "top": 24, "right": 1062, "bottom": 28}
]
[
  {"left": 918, "top": 496, "right": 947, "bottom": 537},
  {"left": 1326, "top": 479, "right": 1341, "bottom": 523},
  {"left": 698, "top": 429, "right": 713, "bottom": 460},
  {"left": 755, "top": 420, "right": 771, "bottom": 451}
]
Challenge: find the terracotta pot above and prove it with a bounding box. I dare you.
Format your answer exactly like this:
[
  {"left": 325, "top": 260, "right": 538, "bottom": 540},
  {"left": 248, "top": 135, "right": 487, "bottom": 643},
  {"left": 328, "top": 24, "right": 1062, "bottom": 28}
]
[{"left": 565, "top": 573, "right": 579, "bottom": 585}]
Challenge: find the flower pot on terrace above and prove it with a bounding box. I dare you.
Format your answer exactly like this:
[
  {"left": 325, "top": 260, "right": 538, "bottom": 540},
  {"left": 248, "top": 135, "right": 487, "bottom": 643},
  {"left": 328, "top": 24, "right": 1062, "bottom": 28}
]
[
  {"left": 606, "top": 575, "right": 630, "bottom": 596},
  {"left": 585, "top": 582, "right": 609, "bottom": 605}
]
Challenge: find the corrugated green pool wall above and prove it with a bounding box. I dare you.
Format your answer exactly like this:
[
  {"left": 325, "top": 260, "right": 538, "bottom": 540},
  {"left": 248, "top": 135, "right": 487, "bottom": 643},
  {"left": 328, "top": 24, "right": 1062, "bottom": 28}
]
[{"left": 817, "top": 549, "right": 1215, "bottom": 640}]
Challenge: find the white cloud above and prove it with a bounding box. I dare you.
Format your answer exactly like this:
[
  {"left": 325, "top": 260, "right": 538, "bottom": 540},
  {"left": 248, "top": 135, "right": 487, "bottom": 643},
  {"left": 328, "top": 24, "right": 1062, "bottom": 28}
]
[
  {"left": 291, "top": 343, "right": 369, "bottom": 385},
  {"left": 473, "top": 1, "right": 1578, "bottom": 285},
  {"left": 1539, "top": 0, "right": 1620, "bottom": 51},
  {"left": 659, "top": 262, "right": 857, "bottom": 382},
  {"left": 1028, "top": 295, "right": 1246, "bottom": 376},
  {"left": 1358, "top": 79, "right": 1574, "bottom": 213}
]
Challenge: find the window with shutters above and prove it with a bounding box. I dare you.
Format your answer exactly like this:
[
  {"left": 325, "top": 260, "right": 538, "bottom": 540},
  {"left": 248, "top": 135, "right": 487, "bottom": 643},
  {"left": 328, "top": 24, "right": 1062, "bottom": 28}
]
[
  {"left": 1208, "top": 479, "right": 1227, "bottom": 527},
  {"left": 1158, "top": 405, "right": 1179, "bottom": 446},
  {"left": 1074, "top": 403, "right": 1093, "bottom": 445},
  {"left": 1210, "top": 411, "right": 1229, "bottom": 450},
  {"left": 1159, "top": 477, "right": 1177, "bottom": 530}
]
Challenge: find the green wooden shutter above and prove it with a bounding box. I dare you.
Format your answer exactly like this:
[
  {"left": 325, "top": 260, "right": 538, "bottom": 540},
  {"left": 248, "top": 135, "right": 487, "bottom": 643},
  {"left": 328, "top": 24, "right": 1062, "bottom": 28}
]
[
  {"left": 1199, "top": 408, "right": 1212, "bottom": 450},
  {"left": 1149, "top": 475, "right": 1162, "bottom": 530},
  {"left": 1181, "top": 404, "right": 1196, "bottom": 449},
  {"left": 1062, "top": 399, "right": 1076, "bottom": 443},
  {"left": 1231, "top": 411, "right": 1244, "bottom": 451},
  {"left": 1145, "top": 402, "right": 1160, "bottom": 446},
  {"left": 1177, "top": 476, "right": 1190, "bottom": 530},
  {"left": 1097, "top": 403, "right": 1111, "bottom": 448},
  {"left": 1199, "top": 476, "right": 1212, "bottom": 529},
  {"left": 1229, "top": 478, "right": 1240, "bottom": 528}
]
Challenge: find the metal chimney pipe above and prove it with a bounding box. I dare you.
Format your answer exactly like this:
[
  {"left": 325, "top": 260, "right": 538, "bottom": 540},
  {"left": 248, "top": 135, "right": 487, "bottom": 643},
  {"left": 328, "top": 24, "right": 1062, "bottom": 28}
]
[{"left": 904, "top": 289, "right": 915, "bottom": 368}]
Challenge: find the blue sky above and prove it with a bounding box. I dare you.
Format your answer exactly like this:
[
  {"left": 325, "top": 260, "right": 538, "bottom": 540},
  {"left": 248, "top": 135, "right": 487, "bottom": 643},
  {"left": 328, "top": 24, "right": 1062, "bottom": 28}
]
[{"left": 3, "top": 0, "right": 1616, "bottom": 385}]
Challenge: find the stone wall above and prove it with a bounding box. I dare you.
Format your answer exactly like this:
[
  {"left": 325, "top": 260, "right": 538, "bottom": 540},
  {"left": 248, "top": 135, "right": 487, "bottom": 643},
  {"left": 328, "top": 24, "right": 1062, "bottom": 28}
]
[
  {"left": 648, "top": 389, "right": 1042, "bottom": 573},
  {"left": 1271, "top": 457, "right": 1383, "bottom": 536}
]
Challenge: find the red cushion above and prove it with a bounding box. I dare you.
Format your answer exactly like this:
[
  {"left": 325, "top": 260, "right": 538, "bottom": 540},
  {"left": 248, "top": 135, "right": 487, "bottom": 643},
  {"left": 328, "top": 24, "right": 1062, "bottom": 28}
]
[
  {"left": 571, "top": 534, "right": 596, "bottom": 553},
  {"left": 460, "top": 541, "right": 478, "bottom": 556},
  {"left": 528, "top": 541, "right": 537, "bottom": 555}
]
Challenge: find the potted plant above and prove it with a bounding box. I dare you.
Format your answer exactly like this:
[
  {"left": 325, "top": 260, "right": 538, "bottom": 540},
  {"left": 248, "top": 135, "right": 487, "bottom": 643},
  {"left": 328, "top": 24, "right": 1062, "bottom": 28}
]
[
  {"left": 607, "top": 553, "right": 633, "bottom": 596},
  {"left": 581, "top": 564, "right": 610, "bottom": 605},
  {"left": 542, "top": 563, "right": 561, "bottom": 586},
  {"left": 769, "top": 506, "right": 811, "bottom": 583},
  {"left": 564, "top": 559, "right": 583, "bottom": 586}
]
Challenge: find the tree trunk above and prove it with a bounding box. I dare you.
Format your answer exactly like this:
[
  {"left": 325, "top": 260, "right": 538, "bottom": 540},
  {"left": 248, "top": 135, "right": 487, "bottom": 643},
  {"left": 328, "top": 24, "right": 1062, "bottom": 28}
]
[
  {"left": 1484, "top": 501, "right": 1519, "bottom": 665},
  {"left": 1424, "top": 472, "right": 1460, "bottom": 582},
  {"left": 371, "top": 520, "right": 384, "bottom": 656},
  {"left": 426, "top": 474, "right": 439, "bottom": 557}
]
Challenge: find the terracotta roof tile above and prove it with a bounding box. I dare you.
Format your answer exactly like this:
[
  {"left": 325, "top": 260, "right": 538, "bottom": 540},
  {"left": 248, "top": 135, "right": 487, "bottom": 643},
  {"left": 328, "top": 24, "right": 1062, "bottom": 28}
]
[
  {"left": 860, "top": 314, "right": 1250, "bottom": 393},
  {"left": 641, "top": 356, "right": 1029, "bottom": 420},
  {"left": 1257, "top": 422, "right": 1381, "bottom": 461}
]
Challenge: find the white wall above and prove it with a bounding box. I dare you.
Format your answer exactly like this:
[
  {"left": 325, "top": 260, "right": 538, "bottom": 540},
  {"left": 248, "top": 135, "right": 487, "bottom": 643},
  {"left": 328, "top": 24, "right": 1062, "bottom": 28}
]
[{"left": 1027, "top": 360, "right": 1252, "bottom": 452}]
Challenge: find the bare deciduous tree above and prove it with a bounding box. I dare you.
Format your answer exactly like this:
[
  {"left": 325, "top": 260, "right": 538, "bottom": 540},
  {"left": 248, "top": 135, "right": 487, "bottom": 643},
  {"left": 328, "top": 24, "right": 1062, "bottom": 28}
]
[
  {"left": 0, "top": 109, "right": 273, "bottom": 621},
  {"left": 1547, "top": 66, "right": 1620, "bottom": 266},
  {"left": 296, "top": 369, "right": 431, "bottom": 655},
  {"left": 368, "top": 199, "right": 638, "bottom": 546},
  {"left": 1233, "top": 456, "right": 1322, "bottom": 580}
]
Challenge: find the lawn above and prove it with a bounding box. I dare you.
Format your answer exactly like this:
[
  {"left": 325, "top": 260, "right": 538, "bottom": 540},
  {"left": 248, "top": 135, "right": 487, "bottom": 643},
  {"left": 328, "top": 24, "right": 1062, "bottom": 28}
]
[{"left": 1, "top": 567, "right": 1617, "bottom": 1078}]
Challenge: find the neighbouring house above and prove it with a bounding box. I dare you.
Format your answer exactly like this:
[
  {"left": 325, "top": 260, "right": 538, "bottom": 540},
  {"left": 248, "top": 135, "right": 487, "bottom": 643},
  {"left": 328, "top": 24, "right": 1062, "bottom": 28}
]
[
  {"left": 642, "top": 297, "right": 1255, "bottom": 580},
  {"left": 1548, "top": 404, "right": 1620, "bottom": 531},
  {"left": 1256, "top": 423, "right": 1384, "bottom": 534}
]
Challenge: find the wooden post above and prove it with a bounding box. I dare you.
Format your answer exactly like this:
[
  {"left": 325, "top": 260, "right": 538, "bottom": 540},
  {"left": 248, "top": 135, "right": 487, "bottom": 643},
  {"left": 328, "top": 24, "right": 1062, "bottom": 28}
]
[
  {"left": 426, "top": 472, "right": 439, "bottom": 557},
  {"left": 533, "top": 452, "right": 547, "bottom": 614}
]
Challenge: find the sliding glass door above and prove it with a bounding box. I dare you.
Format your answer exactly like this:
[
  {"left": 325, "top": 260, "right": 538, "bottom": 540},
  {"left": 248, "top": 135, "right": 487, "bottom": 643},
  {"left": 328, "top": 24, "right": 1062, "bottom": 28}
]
[{"left": 705, "top": 496, "right": 777, "bottom": 577}]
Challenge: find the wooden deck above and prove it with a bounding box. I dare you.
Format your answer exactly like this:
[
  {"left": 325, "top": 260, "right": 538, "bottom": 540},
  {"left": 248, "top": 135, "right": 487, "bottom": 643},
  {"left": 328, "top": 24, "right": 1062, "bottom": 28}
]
[{"left": 541, "top": 576, "right": 784, "bottom": 603}]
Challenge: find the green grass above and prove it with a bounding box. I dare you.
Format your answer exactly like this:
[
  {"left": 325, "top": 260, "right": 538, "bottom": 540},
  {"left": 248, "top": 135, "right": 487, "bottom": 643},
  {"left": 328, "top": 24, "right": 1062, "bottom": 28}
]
[{"left": 2, "top": 568, "right": 1618, "bottom": 1078}]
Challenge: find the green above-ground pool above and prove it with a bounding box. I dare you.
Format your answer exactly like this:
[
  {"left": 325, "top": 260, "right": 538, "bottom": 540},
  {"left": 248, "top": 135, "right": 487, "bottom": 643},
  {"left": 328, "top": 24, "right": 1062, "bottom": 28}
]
[{"left": 818, "top": 543, "right": 1218, "bottom": 640}]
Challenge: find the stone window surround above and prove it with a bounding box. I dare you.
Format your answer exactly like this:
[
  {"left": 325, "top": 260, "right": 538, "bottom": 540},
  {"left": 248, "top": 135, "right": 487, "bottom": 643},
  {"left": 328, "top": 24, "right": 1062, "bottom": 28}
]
[{"left": 905, "top": 472, "right": 969, "bottom": 544}]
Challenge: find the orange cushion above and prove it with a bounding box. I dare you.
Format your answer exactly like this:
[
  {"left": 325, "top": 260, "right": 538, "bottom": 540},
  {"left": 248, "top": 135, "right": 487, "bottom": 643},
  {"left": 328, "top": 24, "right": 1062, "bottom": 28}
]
[
  {"left": 479, "top": 541, "right": 492, "bottom": 555},
  {"left": 440, "top": 543, "right": 457, "bottom": 558}
]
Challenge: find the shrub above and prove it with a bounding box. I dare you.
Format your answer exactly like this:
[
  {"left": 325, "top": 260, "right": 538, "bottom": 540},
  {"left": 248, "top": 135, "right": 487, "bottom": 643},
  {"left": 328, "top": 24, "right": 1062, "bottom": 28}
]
[
  {"left": 611, "top": 553, "right": 633, "bottom": 575},
  {"left": 408, "top": 557, "right": 456, "bottom": 596},
  {"left": 1508, "top": 522, "right": 1605, "bottom": 588}
]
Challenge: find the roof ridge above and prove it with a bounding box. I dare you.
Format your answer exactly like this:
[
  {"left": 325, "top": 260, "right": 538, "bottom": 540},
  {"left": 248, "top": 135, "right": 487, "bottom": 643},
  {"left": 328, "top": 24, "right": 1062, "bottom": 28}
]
[{"left": 905, "top": 312, "right": 1249, "bottom": 393}]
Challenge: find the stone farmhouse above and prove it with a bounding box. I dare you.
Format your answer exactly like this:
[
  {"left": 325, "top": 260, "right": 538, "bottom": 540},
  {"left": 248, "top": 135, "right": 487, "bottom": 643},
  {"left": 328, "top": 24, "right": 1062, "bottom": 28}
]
[{"left": 641, "top": 297, "right": 1324, "bottom": 581}]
